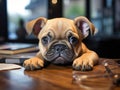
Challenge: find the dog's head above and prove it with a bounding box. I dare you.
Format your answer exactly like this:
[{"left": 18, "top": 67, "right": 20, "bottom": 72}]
[{"left": 26, "top": 16, "right": 96, "bottom": 64}]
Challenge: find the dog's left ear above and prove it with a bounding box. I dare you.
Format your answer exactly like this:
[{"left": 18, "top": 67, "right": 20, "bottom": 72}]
[
  {"left": 74, "top": 16, "right": 96, "bottom": 38},
  {"left": 26, "top": 17, "right": 47, "bottom": 36}
]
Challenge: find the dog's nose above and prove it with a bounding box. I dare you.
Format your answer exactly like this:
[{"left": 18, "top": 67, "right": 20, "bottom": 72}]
[{"left": 54, "top": 44, "right": 67, "bottom": 52}]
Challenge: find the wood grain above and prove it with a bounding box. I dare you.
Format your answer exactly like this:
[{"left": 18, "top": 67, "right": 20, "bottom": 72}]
[{"left": 0, "top": 58, "right": 120, "bottom": 90}]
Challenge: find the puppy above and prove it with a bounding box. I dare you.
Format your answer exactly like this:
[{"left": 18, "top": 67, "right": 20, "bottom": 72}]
[{"left": 23, "top": 16, "right": 99, "bottom": 71}]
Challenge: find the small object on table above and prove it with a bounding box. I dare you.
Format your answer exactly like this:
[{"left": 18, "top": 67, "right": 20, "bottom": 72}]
[{"left": 104, "top": 62, "right": 120, "bottom": 86}]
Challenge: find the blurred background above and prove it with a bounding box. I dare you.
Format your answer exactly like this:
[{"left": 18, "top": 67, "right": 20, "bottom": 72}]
[{"left": 0, "top": 0, "right": 120, "bottom": 58}]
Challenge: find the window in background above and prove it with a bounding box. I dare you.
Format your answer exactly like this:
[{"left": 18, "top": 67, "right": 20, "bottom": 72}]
[
  {"left": 7, "top": 0, "right": 48, "bottom": 40},
  {"left": 90, "top": 0, "right": 103, "bottom": 36},
  {"left": 63, "top": 0, "right": 86, "bottom": 19},
  {"left": 103, "top": 0, "right": 113, "bottom": 36},
  {"left": 90, "top": 0, "right": 114, "bottom": 37},
  {"left": 115, "top": 0, "right": 120, "bottom": 34}
]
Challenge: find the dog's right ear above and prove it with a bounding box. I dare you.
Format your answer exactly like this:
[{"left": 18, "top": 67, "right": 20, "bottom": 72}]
[{"left": 26, "top": 17, "right": 47, "bottom": 36}]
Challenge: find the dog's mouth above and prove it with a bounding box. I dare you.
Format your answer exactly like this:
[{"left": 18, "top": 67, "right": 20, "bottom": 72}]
[
  {"left": 52, "top": 56, "right": 69, "bottom": 64},
  {"left": 45, "top": 44, "right": 74, "bottom": 64}
]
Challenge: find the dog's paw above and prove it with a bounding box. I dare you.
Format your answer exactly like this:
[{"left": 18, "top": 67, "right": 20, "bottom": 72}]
[
  {"left": 72, "top": 57, "right": 94, "bottom": 71},
  {"left": 23, "top": 57, "right": 44, "bottom": 70}
]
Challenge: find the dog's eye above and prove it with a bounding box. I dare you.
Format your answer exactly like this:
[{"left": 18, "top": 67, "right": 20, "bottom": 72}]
[
  {"left": 68, "top": 36, "right": 78, "bottom": 45},
  {"left": 41, "top": 36, "right": 50, "bottom": 45},
  {"left": 41, "top": 32, "right": 52, "bottom": 45}
]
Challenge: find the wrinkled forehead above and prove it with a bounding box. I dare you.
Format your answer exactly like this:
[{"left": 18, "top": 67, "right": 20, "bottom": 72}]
[
  {"left": 39, "top": 18, "right": 78, "bottom": 38},
  {"left": 47, "top": 18, "right": 74, "bottom": 30},
  {"left": 46, "top": 18, "right": 77, "bottom": 33}
]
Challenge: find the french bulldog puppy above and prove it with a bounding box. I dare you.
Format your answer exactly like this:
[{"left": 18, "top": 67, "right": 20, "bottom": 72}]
[{"left": 23, "top": 16, "right": 99, "bottom": 71}]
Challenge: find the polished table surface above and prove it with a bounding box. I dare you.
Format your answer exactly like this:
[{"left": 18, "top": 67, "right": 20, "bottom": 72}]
[{"left": 0, "top": 58, "right": 120, "bottom": 90}]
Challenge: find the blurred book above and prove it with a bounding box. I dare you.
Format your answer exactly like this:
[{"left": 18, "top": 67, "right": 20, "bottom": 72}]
[
  {"left": 0, "top": 52, "right": 36, "bottom": 65},
  {"left": 0, "top": 43, "right": 38, "bottom": 54}
]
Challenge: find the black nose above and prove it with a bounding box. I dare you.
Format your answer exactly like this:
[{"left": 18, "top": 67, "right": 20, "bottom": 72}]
[{"left": 54, "top": 44, "right": 67, "bottom": 52}]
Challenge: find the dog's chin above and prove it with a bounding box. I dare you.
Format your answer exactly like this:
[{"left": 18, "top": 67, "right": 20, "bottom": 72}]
[
  {"left": 52, "top": 57, "right": 70, "bottom": 65},
  {"left": 45, "top": 56, "right": 72, "bottom": 65}
]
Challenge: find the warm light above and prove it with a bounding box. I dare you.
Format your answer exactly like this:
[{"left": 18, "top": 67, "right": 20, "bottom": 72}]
[{"left": 52, "top": 0, "right": 57, "bottom": 4}]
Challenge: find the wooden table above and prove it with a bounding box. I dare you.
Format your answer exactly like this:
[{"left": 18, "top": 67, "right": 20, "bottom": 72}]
[{"left": 0, "top": 58, "right": 120, "bottom": 90}]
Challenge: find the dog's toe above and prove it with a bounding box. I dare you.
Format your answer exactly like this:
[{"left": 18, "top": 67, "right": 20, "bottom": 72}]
[
  {"left": 73, "top": 64, "right": 93, "bottom": 71},
  {"left": 23, "top": 60, "right": 31, "bottom": 70},
  {"left": 81, "top": 65, "right": 93, "bottom": 71},
  {"left": 23, "top": 63, "right": 31, "bottom": 70},
  {"left": 72, "top": 58, "right": 93, "bottom": 71},
  {"left": 24, "top": 61, "right": 43, "bottom": 71},
  {"left": 73, "top": 64, "right": 81, "bottom": 71},
  {"left": 23, "top": 57, "right": 44, "bottom": 70}
]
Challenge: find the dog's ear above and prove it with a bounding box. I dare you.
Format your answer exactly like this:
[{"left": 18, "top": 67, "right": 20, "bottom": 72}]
[
  {"left": 74, "top": 16, "right": 96, "bottom": 38},
  {"left": 26, "top": 17, "right": 47, "bottom": 36}
]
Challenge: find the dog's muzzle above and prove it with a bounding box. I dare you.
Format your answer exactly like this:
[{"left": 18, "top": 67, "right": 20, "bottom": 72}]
[{"left": 45, "top": 43, "right": 74, "bottom": 64}]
